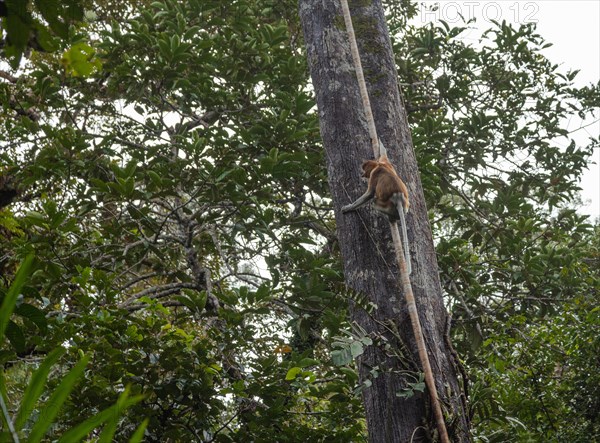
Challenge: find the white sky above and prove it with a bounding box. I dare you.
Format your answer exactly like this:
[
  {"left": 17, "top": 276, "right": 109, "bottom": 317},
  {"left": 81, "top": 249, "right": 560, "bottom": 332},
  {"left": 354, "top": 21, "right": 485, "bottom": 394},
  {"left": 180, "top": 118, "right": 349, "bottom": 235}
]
[{"left": 415, "top": 1, "right": 600, "bottom": 219}]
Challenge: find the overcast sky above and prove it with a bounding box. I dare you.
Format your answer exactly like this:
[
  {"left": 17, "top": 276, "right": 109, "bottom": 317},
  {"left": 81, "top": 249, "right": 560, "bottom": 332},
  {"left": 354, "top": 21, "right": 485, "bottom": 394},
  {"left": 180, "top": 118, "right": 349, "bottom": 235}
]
[
  {"left": 537, "top": 1, "right": 599, "bottom": 219},
  {"left": 416, "top": 1, "right": 600, "bottom": 219}
]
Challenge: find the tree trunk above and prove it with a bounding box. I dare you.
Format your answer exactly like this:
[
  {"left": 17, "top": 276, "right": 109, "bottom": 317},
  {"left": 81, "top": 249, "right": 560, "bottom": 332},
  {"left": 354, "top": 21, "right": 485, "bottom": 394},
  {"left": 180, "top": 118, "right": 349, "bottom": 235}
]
[{"left": 298, "top": 1, "right": 471, "bottom": 441}]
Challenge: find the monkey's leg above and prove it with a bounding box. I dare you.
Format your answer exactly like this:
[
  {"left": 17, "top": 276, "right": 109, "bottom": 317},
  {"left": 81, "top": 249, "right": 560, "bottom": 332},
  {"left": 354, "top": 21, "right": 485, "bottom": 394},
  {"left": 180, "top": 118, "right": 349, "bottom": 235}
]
[
  {"left": 342, "top": 190, "right": 374, "bottom": 213},
  {"left": 378, "top": 139, "right": 388, "bottom": 159}
]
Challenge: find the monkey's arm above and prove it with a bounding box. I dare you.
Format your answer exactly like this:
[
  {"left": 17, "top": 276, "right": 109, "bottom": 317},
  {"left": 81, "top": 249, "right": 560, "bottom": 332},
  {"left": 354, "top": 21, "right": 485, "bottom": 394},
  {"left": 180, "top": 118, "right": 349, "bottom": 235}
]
[
  {"left": 342, "top": 189, "right": 375, "bottom": 213},
  {"left": 392, "top": 193, "right": 411, "bottom": 275}
]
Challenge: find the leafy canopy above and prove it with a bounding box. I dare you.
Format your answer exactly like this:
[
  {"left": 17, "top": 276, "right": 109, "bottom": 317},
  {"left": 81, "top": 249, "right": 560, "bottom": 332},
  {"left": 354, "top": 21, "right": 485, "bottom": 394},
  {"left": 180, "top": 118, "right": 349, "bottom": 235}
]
[{"left": 1, "top": 0, "right": 598, "bottom": 441}]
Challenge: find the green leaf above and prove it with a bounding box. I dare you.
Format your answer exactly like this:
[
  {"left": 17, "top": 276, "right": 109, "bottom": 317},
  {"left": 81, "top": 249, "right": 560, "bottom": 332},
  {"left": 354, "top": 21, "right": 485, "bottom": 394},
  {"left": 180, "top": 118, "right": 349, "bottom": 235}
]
[
  {"left": 4, "top": 321, "right": 25, "bottom": 353},
  {"left": 298, "top": 358, "right": 319, "bottom": 368},
  {"left": 350, "top": 341, "right": 364, "bottom": 359},
  {"left": 61, "top": 42, "right": 102, "bottom": 77},
  {"left": 331, "top": 348, "right": 352, "bottom": 366},
  {"left": 0, "top": 372, "right": 17, "bottom": 442},
  {"left": 339, "top": 367, "right": 358, "bottom": 383},
  {"left": 124, "top": 177, "right": 135, "bottom": 197},
  {"left": 24, "top": 211, "right": 47, "bottom": 227},
  {"left": 148, "top": 171, "right": 162, "bottom": 187},
  {"left": 15, "top": 347, "right": 66, "bottom": 430},
  {"left": 129, "top": 419, "right": 149, "bottom": 443},
  {"left": 0, "top": 255, "right": 34, "bottom": 344},
  {"left": 254, "top": 283, "right": 270, "bottom": 302},
  {"left": 411, "top": 382, "right": 426, "bottom": 393},
  {"left": 285, "top": 367, "right": 302, "bottom": 381},
  {"left": 33, "top": 22, "right": 59, "bottom": 52},
  {"left": 28, "top": 355, "right": 89, "bottom": 443},
  {"left": 34, "top": 0, "right": 69, "bottom": 38},
  {"left": 174, "top": 294, "right": 197, "bottom": 312},
  {"left": 99, "top": 387, "right": 133, "bottom": 443},
  {"left": 57, "top": 389, "right": 144, "bottom": 443},
  {"left": 5, "top": 12, "right": 30, "bottom": 46}
]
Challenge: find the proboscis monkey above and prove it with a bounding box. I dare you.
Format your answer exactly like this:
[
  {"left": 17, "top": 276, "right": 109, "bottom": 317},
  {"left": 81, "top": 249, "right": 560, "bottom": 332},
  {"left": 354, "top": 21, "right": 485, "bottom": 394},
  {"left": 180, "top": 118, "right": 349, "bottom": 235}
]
[{"left": 342, "top": 143, "right": 411, "bottom": 274}]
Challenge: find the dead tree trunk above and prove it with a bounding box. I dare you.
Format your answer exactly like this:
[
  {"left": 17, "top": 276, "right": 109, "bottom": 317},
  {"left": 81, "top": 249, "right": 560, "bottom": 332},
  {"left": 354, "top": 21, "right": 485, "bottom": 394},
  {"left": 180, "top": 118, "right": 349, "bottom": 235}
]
[{"left": 299, "top": 1, "right": 471, "bottom": 441}]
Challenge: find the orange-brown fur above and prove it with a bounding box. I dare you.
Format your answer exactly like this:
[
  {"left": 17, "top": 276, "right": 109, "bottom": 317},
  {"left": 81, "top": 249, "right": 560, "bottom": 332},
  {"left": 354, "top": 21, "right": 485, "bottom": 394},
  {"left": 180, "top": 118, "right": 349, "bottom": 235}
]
[
  {"left": 361, "top": 158, "right": 409, "bottom": 219},
  {"left": 342, "top": 154, "right": 411, "bottom": 274}
]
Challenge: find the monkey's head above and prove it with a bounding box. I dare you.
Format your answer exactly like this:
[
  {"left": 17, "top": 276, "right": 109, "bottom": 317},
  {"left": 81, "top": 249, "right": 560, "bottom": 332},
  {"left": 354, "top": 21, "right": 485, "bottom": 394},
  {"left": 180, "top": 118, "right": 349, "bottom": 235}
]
[{"left": 361, "top": 160, "right": 379, "bottom": 178}]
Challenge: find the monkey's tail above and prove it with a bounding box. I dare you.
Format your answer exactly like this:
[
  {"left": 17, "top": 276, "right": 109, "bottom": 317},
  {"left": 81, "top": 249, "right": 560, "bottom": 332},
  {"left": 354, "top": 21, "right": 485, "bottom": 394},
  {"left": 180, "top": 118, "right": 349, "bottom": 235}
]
[{"left": 393, "top": 194, "right": 411, "bottom": 275}]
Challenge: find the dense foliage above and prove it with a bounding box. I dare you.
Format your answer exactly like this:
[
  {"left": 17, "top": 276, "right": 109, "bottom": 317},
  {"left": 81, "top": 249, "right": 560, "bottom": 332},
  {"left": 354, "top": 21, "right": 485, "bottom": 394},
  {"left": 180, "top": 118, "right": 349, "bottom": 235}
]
[
  {"left": 1, "top": 0, "right": 598, "bottom": 441},
  {"left": 392, "top": 12, "right": 600, "bottom": 441}
]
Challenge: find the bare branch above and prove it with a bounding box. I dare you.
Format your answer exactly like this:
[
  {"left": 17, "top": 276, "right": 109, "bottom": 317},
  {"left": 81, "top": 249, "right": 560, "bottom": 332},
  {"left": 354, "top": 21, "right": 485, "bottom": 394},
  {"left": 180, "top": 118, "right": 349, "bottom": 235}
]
[{"left": 0, "top": 70, "right": 17, "bottom": 83}]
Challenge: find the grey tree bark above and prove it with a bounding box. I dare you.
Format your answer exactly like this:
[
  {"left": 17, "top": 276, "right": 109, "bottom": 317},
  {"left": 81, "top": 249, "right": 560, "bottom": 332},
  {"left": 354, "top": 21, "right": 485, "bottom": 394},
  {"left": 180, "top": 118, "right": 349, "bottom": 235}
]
[{"left": 298, "top": 1, "right": 471, "bottom": 441}]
